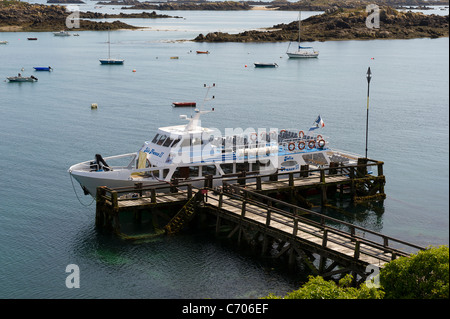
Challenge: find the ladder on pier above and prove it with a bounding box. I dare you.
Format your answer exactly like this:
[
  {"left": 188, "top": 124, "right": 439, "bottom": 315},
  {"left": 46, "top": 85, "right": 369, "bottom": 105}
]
[{"left": 164, "top": 190, "right": 203, "bottom": 235}]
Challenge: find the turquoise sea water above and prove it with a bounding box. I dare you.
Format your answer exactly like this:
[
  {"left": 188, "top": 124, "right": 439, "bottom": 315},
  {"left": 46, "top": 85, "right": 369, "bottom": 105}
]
[{"left": 0, "top": 5, "right": 448, "bottom": 298}]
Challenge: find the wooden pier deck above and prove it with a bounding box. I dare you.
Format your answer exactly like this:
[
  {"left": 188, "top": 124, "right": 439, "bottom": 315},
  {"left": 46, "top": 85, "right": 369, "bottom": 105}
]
[
  {"left": 197, "top": 184, "right": 424, "bottom": 281},
  {"left": 93, "top": 158, "right": 424, "bottom": 282}
]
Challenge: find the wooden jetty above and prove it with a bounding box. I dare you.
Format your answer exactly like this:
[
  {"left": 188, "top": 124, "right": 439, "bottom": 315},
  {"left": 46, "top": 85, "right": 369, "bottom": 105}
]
[{"left": 94, "top": 158, "right": 424, "bottom": 283}]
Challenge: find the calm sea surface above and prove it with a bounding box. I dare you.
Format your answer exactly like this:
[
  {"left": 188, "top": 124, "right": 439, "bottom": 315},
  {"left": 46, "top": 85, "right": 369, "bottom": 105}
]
[{"left": 0, "top": 4, "right": 448, "bottom": 299}]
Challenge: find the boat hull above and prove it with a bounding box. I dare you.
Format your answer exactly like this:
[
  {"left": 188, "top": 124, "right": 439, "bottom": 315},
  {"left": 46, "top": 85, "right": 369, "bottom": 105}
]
[
  {"left": 287, "top": 51, "right": 319, "bottom": 58},
  {"left": 173, "top": 102, "right": 196, "bottom": 107},
  {"left": 100, "top": 59, "right": 124, "bottom": 65},
  {"left": 7, "top": 77, "right": 37, "bottom": 82},
  {"left": 33, "top": 67, "right": 52, "bottom": 71},
  {"left": 254, "top": 63, "right": 278, "bottom": 68},
  {"left": 69, "top": 147, "right": 359, "bottom": 198}
]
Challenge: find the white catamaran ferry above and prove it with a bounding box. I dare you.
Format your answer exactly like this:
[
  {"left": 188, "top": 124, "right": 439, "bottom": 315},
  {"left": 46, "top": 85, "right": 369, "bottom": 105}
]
[{"left": 69, "top": 85, "right": 361, "bottom": 197}]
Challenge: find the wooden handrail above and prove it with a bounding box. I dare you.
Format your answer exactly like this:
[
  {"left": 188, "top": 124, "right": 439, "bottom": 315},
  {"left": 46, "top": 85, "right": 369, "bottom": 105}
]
[{"left": 216, "top": 183, "right": 425, "bottom": 254}]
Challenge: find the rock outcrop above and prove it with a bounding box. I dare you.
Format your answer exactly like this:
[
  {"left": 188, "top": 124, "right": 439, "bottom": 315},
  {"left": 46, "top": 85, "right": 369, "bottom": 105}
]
[{"left": 194, "top": 6, "right": 449, "bottom": 42}]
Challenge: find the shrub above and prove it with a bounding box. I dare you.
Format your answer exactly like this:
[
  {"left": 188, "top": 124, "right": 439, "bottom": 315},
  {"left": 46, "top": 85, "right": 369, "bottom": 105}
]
[
  {"left": 263, "top": 274, "right": 384, "bottom": 299},
  {"left": 380, "top": 245, "right": 449, "bottom": 299}
]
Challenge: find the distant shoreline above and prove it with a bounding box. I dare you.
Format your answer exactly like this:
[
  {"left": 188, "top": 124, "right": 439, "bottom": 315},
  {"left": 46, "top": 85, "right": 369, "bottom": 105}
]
[
  {"left": 0, "top": 2, "right": 177, "bottom": 32},
  {"left": 119, "top": 0, "right": 449, "bottom": 11},
  {"left": 194, "top": 6, "right": 449, "bottom": 42}
]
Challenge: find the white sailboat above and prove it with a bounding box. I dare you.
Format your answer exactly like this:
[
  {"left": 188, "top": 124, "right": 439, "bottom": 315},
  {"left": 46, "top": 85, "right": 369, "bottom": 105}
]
[
  {"left": 99, "top": 30, "right": 124, "bottom": 65},
  {"left": 286, "top": 12, "right": 319, "bottom": 58}
]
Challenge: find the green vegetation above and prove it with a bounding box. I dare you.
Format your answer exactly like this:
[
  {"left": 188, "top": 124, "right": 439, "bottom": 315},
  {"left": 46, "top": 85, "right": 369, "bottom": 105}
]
[
  {"left": 263, "top": 275, "right": 385, "bottom": 299},
  {"left": 263, "top": 246, "right": 449, "bottom": 299},
  {"left": 381, "top": 245, "right": 449, "bottom": 299}
]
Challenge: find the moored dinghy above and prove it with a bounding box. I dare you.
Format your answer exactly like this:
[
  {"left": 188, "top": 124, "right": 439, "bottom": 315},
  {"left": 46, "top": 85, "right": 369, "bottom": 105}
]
[
  {"left": 7, "top": 74, "right": 38, "bottom": 82},
  {"left": 254, "top": 62, "right": 278, "bottom": 68},
  {"left": 33, "top": 66, "right": 52, "bottom": 71},
  {"left": 173, "top": 102, "right": 197, "bottom": 107}
]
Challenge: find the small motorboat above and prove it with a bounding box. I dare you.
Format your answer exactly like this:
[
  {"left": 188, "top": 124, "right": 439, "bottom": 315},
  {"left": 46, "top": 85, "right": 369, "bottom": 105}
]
[
  {"left": 196, "top": 51, "right": 210, "bottom": 54},
  {"left": 0, "top": 41, "right": 8, "bottom": 44},
  {"left": 254, "top": 62, "right": 278, "bottom": 68},
  {"left": 53, "top": 31, "right": 71, "bottom": 37},
  {"left": 172, "top": 102, "right": 197, "bottom": 107},
  {"left": 7, "top": 75, "right": 38, "bottom": 82},
  {"left": 33, "top": 66, "right": 52, "bottom": 71},
  {"left": 27, "top": 38, "right": 38, "bottom": 41}
]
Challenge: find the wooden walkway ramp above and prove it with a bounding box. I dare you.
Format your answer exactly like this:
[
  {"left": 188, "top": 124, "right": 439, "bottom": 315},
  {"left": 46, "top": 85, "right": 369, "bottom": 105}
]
[
  {"left": 93, "top": 158, "right": 423, "bottom": 282},
  {"left": 194, "top": 183, "right": 425, "bottom": 282}
]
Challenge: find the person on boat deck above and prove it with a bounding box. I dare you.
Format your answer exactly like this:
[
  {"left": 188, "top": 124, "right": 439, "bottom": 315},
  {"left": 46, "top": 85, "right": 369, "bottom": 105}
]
[{"left": 18, "top": 73, "right": 21, "bottom": 77}]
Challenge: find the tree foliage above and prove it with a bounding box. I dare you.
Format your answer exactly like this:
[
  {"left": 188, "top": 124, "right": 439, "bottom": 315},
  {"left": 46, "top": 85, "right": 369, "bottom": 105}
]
[
  {"left": 380, "top": 245, "right": 449, "bottom": 299},
  {"left": 263, "top": 274, "right": 384, "bottom": 299},
  {"left": 263, "top": 246, "right": 449, "bottom": 299}
]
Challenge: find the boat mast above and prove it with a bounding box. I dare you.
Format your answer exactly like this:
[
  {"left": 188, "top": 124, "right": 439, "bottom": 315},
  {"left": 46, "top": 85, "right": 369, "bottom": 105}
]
[
  {"left": 108, "top": 29, "right": 111, "bottom": 59},
  {"left": 298, "top": 12, "right": 301, "bottom": 47}
]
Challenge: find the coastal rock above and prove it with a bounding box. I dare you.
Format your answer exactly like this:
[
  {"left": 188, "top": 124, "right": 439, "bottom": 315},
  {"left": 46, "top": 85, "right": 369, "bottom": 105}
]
[
  {"left": 47, "top": 0, "right": 85, "bottom": 4},
  {"left": 194, "top": 6, "right": 449, "bottom": 42},
  {"left": 0, "top": 1, "right": 171, "bottom": 31},
  {"left": 121, "top": 0, "right": 450, "bottom": 12}
]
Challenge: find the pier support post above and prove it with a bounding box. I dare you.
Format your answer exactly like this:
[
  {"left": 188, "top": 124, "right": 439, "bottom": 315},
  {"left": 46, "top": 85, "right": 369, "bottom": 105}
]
[
  {"left": 320, "top": 169, "right": 327, "bottom": 206},
  {"left": 95, "top": 187, "right": 107, "bottom": 228},
  {"left": 300, "top": 165, "right": 309, "bottom": 177}
]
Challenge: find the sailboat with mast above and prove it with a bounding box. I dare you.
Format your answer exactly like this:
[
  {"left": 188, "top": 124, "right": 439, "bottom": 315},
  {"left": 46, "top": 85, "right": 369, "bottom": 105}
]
[
  {"left": 286, "top": 12, "right": 319, "bottom": 58},
  {"left": 99, "top": 30, "right": 124, "bottom": 65}
]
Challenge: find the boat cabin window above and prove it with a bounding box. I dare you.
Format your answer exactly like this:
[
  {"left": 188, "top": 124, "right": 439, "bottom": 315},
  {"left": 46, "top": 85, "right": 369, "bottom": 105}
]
[
  {"left": 203, "top": 164, "right": 217, "bottom": 176},
  {"left": 236, "top": 162, "right": 249, "bottom": 173},
  {"left": 152, "top": 134, "right": 160, "bottom": 143},
  {"left": 220, "top": 163, "right": 234, "bottom": 174},
  {"left": 173, "top": 166, "right": 200, "bottom": 179},
  {"left": 171, "top": 137, "right": 181, "bottom": 147},
  {"left": 281, "top": 160, "right": 298, "bottom": 167},
  {"left": 163, "top": 137, "right": 174, "bottom": 147},
  {"left": 163, "top": 169, "right": 170, "bottom": 179},
  {"left": 302, "top": 153, "right": 328, "bottom": 166},
  {"left": 157, "top": 135, "right": 167, "bottom": 145}
]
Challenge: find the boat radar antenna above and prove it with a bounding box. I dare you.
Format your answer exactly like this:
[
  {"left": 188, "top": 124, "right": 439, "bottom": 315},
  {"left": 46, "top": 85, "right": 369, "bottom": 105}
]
[{"left": 182, "top": 83, "right": 216, "bottom": 131}]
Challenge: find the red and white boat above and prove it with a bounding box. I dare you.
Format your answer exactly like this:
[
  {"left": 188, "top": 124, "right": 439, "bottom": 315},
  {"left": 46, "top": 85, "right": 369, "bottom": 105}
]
[{"left": 172, "top": 102, "right": 196, "bottom": 107}]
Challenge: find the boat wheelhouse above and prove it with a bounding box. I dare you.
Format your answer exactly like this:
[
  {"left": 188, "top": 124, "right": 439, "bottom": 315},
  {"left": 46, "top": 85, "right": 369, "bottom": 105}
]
[{"left": 69, "top": 86, "right": 360, "bottom": 197}]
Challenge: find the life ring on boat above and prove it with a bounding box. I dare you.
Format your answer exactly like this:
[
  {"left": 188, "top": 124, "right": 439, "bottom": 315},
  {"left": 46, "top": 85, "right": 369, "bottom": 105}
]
[
  {"left": 269, "top": 131, "right": 277, "bottom": 140},
  {"left": 288, "top": 142, "right": 296, "bottom": 151},
  {"left": 298, "top": 141, "right": 306, "bottom": 150},
  {"left": 250, "top": 132, "right": 257, "bottom": 141},
  {"left": 317, "top": 139, "right": 326, "bottom": 148},
  {"left": 299, "top": 130, "right": 305, "bottom": 138},
  {"left": 308, "top": 140, "right": 316, "bottom": 149},
  {"left": 316, "top": 134, "right": 323, "bottom": 140},
  {"left": 280, "top": 129, "right": 286, "bottom": 134}
]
